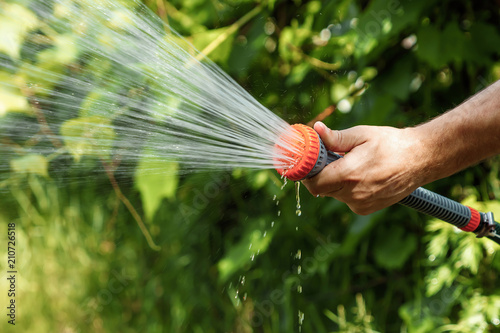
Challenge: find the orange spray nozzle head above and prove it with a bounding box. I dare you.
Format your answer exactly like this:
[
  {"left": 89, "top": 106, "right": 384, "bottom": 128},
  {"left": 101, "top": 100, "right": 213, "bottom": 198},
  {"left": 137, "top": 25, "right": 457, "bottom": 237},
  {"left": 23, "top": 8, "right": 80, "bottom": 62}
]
[{"left": 274, "top": 124, "right": 328, "bottom": 181}]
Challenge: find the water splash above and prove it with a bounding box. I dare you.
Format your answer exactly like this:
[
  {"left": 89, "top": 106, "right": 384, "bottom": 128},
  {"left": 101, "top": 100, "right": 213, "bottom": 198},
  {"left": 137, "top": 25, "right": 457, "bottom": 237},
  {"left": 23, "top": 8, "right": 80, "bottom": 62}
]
[{"left": 0, "top": 0, "right": 303, "bottom": 183}]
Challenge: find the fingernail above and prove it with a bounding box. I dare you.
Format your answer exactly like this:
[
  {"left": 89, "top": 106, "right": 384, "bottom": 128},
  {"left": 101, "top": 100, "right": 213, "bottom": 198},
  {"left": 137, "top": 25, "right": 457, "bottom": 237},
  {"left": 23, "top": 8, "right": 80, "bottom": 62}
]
[{"left": 314, "top": 121, "right": 326, "bottom": 132}]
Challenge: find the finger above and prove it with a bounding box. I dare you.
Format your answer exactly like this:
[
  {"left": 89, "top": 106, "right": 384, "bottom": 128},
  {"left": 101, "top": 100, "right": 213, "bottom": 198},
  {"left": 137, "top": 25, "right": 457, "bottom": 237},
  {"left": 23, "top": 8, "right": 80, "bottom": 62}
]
[
  {"left": 302, "top": 158, "right": 348, "bottom": 196},
  {"left": 314, "top": 122, "right": 368, "bottom": 153}
]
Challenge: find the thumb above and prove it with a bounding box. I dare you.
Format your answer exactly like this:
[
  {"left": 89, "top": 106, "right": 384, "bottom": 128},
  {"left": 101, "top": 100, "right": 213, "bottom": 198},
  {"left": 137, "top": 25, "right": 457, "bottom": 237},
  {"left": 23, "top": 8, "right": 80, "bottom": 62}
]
[{"left": 313, "top": 122, "right": 367, "bottom": 152}]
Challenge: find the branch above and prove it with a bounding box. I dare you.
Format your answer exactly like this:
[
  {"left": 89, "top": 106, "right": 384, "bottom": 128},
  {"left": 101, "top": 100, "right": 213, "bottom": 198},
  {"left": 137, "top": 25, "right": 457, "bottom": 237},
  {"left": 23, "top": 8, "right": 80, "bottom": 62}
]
[
  {"left": 287, "top": 43, "right": 342, "bottom": 71},
  {"left": 196, "top": 4, "right": 263, "bottom": 61},
  {"left": 101, "top": 159, "right": 161, "bottom": 251},
  {"left": 307, "top": 105, "right": 336, "bottom": 127}
]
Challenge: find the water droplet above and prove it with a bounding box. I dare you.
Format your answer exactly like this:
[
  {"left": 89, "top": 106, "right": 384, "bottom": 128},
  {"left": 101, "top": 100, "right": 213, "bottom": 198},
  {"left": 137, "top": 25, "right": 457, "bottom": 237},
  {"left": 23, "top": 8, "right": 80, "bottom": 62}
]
[
  {"left": 280, "top": 178, "right": 288, "bottom": 190},
  {"left": 297, "top": 285, "right": 302, "bottom": 293},
  {"left": 243, "top": 292, "right": 247, "bottom": 301},
  {"left": 263, "top": 231, "right": 267, "bottom": 237},
  {"left": 250, "top": 253, "right": 255, "bottom": 261},
  {"left": 271, "top": 221, "right": 275, "bottom": 227},
  {"left": 273, "top": 195, "right": 276, "bottom": 200},
  {"left": 241, "top": 276, "right": 245, "bottom": 286},
  {"left": 249, "top": 243, "right": 252, "bottom": 250},
  {"left": 297, "top": 265, "right": 301, "bottom": 274},
  {"left": 277, "top": 210, "right": 281, "bottom": 216},
  {"left": 428, "top": 254, "right": 436, "bottom": 262},
  {"left": 298, "top": 310, "right": 305, "bottom": 325},
  {"left": 295, "top": 249, "right": 301, "bottom": 259},
  {"left": 295, "top": 181, "right": 302, "bottom": 216}
]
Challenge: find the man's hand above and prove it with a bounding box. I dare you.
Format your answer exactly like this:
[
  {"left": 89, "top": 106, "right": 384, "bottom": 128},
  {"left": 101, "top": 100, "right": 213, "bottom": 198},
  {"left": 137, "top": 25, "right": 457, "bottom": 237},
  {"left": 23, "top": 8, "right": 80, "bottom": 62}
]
[{"left": 302, "top": 122, "right": 430, "bottom": 215}]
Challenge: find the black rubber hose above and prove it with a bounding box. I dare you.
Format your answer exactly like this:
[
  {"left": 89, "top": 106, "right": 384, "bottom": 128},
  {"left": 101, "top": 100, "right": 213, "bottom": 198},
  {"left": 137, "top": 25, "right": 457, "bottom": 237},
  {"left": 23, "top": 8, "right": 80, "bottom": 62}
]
[
  {"left": 400, "top": 187, "right": 500, "bottom": 245},
  {"left": 399, "top": 187, "right": 471, "bottom": 229}
]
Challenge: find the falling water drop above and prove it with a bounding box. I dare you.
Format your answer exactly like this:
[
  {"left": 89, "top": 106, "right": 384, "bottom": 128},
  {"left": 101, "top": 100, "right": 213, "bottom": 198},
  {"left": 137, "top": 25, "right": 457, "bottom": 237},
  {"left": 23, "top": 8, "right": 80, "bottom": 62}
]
[
  {"left": 295, "top": 249, "right": 301, "bottom": 259},
  {"left": 295, "top": 181, "right": 302, "bottom": 216},
  {"left": 298, "top": 310, "right": 305, "bottom": 331},
  {"left": 281, "top": 177, "right": 288, "bottom": 190}
]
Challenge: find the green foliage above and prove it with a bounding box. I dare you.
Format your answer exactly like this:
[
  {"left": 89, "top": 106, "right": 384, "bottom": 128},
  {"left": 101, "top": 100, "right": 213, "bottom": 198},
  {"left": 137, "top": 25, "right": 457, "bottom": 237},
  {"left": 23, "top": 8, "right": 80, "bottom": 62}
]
[{"left": 1, "top": 0, "right": 500, "bottom": 332}]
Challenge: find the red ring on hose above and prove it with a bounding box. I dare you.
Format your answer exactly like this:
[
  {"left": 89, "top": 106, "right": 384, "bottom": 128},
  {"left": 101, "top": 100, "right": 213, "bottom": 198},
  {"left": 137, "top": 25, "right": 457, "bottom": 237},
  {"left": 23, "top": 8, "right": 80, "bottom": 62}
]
[{"left": 461, "top": 207, "right": 481, "bottom": 232}]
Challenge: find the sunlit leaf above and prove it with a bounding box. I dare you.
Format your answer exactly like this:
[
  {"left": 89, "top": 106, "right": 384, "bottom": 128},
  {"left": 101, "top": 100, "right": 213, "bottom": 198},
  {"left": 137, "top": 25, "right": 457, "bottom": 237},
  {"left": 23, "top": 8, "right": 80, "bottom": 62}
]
[
  {"left": 0, "top": 3, "right": 38, "bottom": 59},
  {"left": 135, "top": 148, "right": 178, "bottom": 221},
  {"left": 0, "top": 73, "right": 31, "bottom": 116},
  {"left": 60, "top": 116, "right": 115, "bottom": 161}
]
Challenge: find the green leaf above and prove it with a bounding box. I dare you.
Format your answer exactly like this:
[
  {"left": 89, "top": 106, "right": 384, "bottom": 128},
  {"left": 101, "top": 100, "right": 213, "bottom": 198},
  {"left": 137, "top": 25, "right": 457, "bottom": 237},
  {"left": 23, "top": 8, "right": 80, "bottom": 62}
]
[
  {"left": 0, "top": 73, "right": 31, "bottom": 117},
  {"left": 217, "top": 223, "right": 273, "bottom": 283},
  {"left": 374, "top": 225, "right": 417, "bottom": 269},
  {"left": 37, "top": 34, "right": 79, "bottom": 65},
  {"left": 425, "top": 264, "right": 455, "bottom": 297},
  {"left": 0, "top": 3, "right": 38, "bottom": 60},
  {"left": 135, "top": 148, "right": 179, "bottom": 221},
  {"left": 60, "top": 116, "right": 115, "bottom": 162},
  {"left": 10, "top": 154, "right": 49, "bottom": 177}
]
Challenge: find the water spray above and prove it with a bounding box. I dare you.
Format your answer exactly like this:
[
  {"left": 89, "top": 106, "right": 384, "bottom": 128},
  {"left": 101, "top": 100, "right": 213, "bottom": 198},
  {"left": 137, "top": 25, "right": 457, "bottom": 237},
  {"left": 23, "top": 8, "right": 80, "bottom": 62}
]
[{"left": 275, "top": 124, "right": 500, "bottom": 245}]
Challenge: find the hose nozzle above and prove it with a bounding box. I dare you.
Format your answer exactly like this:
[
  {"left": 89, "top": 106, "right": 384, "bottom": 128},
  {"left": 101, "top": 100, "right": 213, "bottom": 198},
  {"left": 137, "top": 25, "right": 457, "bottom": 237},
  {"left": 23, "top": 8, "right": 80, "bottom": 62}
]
[{"left": 274, "top": 124, "right": 341, "bottom": 181}]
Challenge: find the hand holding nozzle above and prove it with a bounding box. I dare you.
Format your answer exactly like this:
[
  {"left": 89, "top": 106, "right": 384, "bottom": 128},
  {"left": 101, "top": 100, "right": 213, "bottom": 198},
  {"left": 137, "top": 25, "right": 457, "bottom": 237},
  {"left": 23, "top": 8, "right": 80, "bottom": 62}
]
[
  {"left": 274, "top": 122, "right": 500, "bottom": 244},
  {"left": 302, "top": 122, "right": 424, "bottom": 215}
]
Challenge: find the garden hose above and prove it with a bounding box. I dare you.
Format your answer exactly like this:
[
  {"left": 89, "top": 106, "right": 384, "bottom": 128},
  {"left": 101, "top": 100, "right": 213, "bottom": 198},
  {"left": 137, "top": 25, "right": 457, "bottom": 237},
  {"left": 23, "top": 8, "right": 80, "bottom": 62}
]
[{"left": 275, "top": 124, "right": 500, "bottom": 245}]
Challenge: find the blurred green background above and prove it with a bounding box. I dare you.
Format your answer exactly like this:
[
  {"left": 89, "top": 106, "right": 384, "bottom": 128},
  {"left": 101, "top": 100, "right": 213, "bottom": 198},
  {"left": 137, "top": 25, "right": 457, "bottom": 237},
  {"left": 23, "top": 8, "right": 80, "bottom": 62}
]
[{"left": 1, "top": 0, "right": 500, "bottom": 332}]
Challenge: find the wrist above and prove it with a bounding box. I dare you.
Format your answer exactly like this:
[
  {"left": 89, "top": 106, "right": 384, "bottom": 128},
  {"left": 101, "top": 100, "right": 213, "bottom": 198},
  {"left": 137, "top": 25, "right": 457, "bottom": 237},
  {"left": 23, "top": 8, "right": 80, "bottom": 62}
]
[{"left": 404, "top": 125, "right": 445, "bottom": 187}]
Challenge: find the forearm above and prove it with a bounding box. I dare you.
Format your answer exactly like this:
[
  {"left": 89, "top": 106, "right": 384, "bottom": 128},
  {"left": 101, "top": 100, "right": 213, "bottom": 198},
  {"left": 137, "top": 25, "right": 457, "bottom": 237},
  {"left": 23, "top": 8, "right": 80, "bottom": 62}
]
[{"left": 412, "top": 80, "right": 500, "bottom": 185}]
